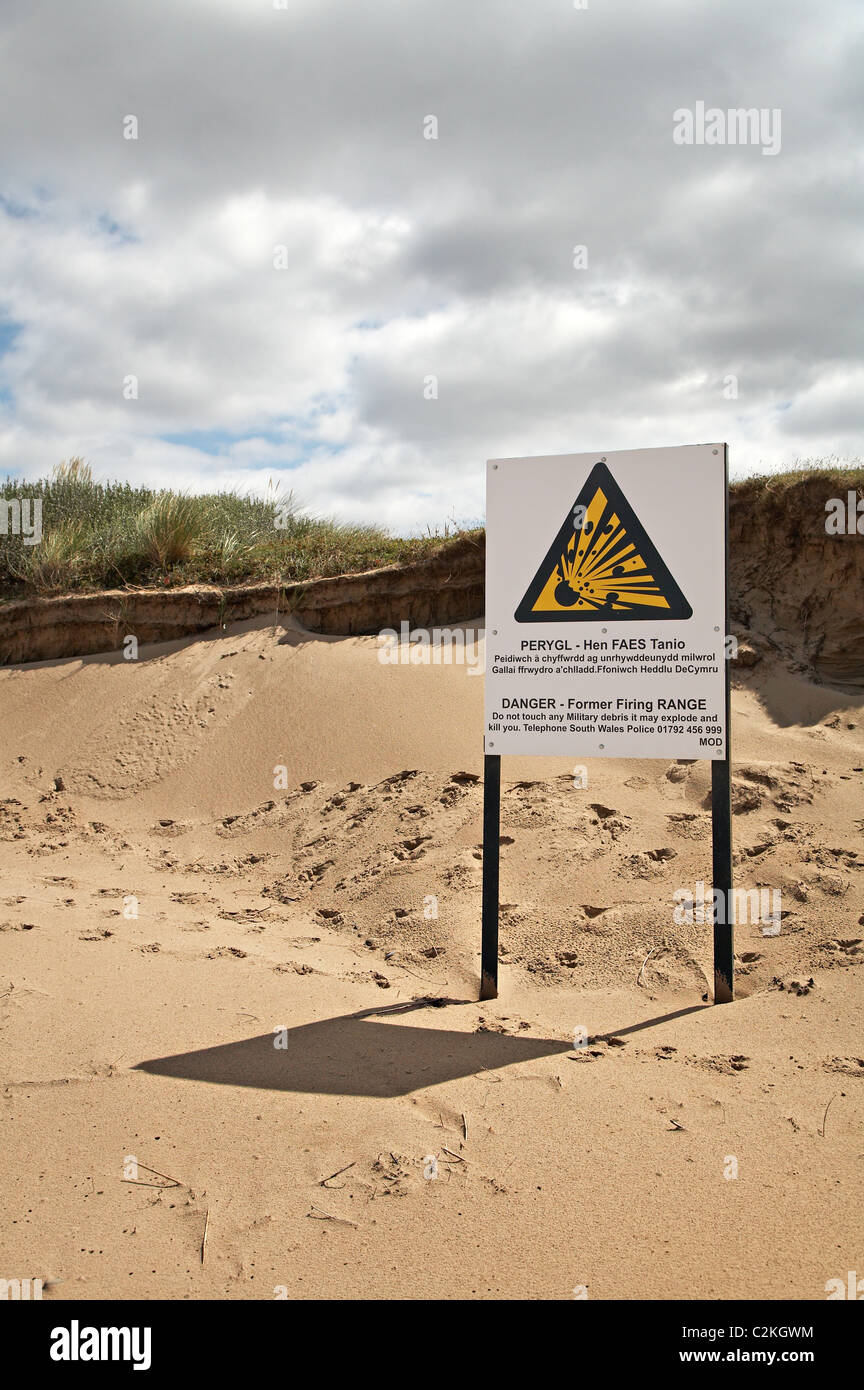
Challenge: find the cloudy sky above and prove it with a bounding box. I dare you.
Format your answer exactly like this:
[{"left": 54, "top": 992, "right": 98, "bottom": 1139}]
[{"left": 0, "top": 0, "right": 861, "bottom": 532}]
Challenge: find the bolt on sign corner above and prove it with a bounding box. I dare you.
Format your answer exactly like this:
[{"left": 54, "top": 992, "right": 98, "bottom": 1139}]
[{"left": 485, "top": 445, "right": 728, "bottom": 759}]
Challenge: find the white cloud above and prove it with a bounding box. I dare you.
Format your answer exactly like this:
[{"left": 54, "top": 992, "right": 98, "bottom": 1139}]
[{"left": 0, "top": 0, "right": 861, "bottom": 531}]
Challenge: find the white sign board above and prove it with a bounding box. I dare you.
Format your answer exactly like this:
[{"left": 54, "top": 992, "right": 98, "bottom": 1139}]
[{"left": 484, "top": 444, "right": 728, "bottom": 759}]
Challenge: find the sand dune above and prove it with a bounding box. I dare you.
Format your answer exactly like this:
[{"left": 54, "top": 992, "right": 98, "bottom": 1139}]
[{"left": 1, "top": 614, "right": 862, "bottom": 1299}]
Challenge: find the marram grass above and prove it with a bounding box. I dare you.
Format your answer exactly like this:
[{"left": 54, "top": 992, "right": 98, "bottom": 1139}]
[
  {"left": 0, "top": 459, "right": 464, "bottom": 599},
  {"left": 1, "top": 455, "right": 860, "bottom": 600}
]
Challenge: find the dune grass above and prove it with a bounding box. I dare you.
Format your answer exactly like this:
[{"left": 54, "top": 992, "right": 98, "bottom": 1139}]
[
  {"left": 1, "top": 455, "right": 859, "bottom": 600},
  {"left": 0, "top": 460, "right": 457, "bottom": 599},
  {"left": 738, "top": 455, "right": 864, "bottom": 492}
]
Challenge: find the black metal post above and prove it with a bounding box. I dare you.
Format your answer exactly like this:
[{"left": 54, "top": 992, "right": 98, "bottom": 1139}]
[
  {"left": 712, "top": 445, "right": 733, "bottom": 1003},
  {"left": 711, "top": 758, "right": 733, "bottom": 1002},
  {"left": 480, "top": 752, "right": 501, "bottom": 1000}
]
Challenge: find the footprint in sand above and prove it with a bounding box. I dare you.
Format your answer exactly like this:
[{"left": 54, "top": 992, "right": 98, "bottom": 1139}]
[{"left": 823, "top": 1057, "right": 864, "bottom": 1077}]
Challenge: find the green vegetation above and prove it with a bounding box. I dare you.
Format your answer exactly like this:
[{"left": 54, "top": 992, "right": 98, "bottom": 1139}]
[
  {"left": 0, "top": 459, "right": 461, "bottom": 599},
  {"left": 1, "top": 456, "right": 859, "bottom": 601},
  {"left": 739, "top": 455, "right": 864, "bottom": 492}
]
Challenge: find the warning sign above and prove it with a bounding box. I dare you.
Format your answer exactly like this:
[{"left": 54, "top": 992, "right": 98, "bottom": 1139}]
[
  {"left": 514, "top": 462, "right": 692, "bottom": 621},
  {"left": 485, "top": 445, "right": 728, "bottom": 759}
]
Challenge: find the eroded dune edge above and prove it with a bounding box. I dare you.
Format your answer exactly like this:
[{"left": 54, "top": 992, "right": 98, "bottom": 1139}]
[
  {"left": 1, "top": 480, "right": 862, "bottom": 1300},
  {"left": 3, "top": 477, "right": 863, "bottom": 690}
]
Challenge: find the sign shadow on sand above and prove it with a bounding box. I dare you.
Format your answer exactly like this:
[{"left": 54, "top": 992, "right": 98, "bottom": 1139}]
[{"left": 134, "top": 1006, "right": 573, "bottom": 1099}]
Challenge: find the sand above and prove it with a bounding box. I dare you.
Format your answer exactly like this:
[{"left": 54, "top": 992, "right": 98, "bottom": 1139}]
[{"left": 1, "top": 614, "right": 862, "bottom": 1300}]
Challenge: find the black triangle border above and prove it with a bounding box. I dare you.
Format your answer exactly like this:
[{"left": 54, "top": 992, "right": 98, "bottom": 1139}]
[{"left": 513, "top": 461, "right": 693, "bottom": 622}]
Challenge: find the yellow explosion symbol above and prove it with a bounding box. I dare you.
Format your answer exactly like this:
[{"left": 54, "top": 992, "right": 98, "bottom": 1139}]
[{"left": 532, "top": 487, "right": 673, "bottom": 614}]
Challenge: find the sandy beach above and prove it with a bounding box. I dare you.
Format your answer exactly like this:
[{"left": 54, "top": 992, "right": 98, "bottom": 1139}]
[{"left": 1, "top": 613, "right": 861, "bottom": 1300}]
